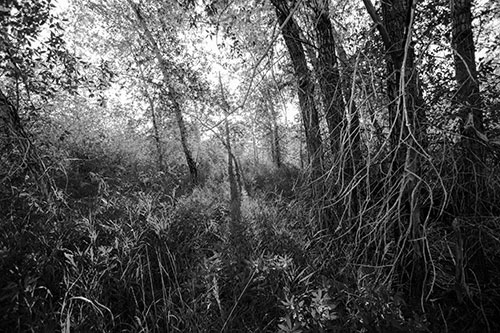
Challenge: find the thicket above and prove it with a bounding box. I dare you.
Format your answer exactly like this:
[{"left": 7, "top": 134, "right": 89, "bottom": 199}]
[
  {"left": 2, "top": 0, "right": 500, "bottom": 332},
  {"left": 2, "top": 114, "right": 500, "bottom": 332}
]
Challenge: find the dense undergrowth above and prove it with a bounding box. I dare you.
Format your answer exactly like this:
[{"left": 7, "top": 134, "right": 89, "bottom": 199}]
[{"left": 2, "top": 144, "right": 500, "bottom": 332}]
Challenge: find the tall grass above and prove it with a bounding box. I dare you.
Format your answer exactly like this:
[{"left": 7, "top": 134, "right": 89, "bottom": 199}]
[{"left": 2, "top": 151, "right": 500, "bottom": 332}]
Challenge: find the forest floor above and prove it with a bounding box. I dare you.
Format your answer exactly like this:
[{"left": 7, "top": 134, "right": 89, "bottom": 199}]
[{"left": 1, "top": 161, "right": 500, "bottom": 332}]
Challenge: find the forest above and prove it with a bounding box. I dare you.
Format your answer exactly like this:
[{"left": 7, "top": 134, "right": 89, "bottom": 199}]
[{"left": 1, "top": 0, "right": 500, "bottom": 331}]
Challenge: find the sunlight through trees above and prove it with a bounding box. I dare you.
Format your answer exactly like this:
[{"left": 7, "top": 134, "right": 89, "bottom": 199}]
[{"left": 1, "top": 0, "right": 500, "bottom": 331}]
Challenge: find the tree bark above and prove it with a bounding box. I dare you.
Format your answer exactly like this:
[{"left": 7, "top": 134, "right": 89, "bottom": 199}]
[
  {"left": 271, "top": 0, "right": 323, "bottom": 176},
  {"left": 312, "top": 1, "right": 345, "bottom": 156},
  {"left": 451, "top": 0, "right": 485, "bottom": 215}
]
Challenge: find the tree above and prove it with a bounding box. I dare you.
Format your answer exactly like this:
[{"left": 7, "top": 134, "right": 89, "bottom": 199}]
[
  {"left": 363, "top": 0, "right": 426, "bottom": 301},
  {"left": 309, "top": 0, "right": 362, "bottom": 218},
  {"left": 450, "top": 0, "right": 486, "bottom": 215},
  {"left": 220, "top": 83, "right": 242, "bottom": 227},
  {"left": 309, "top": 0, "right": 345, "bottom": 156},
  {"left": 138, "top": 70, "right": 164, "bottom": 170},
  {"left": 1, "top": 0, "right": 79, "bottom": 199},
  {"left": 127, "top": 0, "right": 198, "bottom": 184},
  {"left": 260, "top": 87, "right": 282, "bottom": 168},
  {"left": 270, "top": 0, "right": 323, "bottom": 177}
]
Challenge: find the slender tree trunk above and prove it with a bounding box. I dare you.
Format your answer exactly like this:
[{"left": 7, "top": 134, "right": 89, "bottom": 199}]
[
  {"left": 263, "top": 89, "right": 282, "bottom": 168},
  {"left": 141, "top": 85, "right": 164, "bottom": 170},
  {"left": 299, "top": 134, "right": 305, "bottom": 169},
  {"left": 226, "top": 117, "right": 241, "bottom": 225},
  {"left": 217, "top": 76, "right": 243, "bottom": 252},
  {"left": 451, "top": 0, "right": 485, "bottom": 215},
  {"left": 128, "top": 0, "right": 198, "bottom": 184},
  {"left": 136, "top": 61, "right": 164, "bottom": 170},
  {"left": 271, "top": 0, "right": 323, "bottom": 177},
  {"left": 271, "top": 111, "right": 282, "bottom": 168},
  {"left": 251, "top": 117, "right": 259, "bottom": 165},
  {"left": 170, "top": 94, "right": 198, "bottom": 183},
  {"left": 232, "top": 154, "right": 243, "bottom": 197}
]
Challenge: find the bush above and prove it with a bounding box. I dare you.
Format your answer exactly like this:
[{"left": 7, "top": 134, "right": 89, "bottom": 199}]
[{"left": 243, "top": 162, "right": 302, "bottom": 200}]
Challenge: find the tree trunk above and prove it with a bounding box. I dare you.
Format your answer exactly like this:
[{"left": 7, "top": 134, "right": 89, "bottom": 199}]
[
  {"left": 251, "top": 116, "right": 259, "bottom": 165},
  {"left": 141, "top": 85, "right": 164, "bottom": 170},
  {"left": 384, "top": 0, "right": 425, "bottom": 303},
  {"left": 364, "top": 0, "right": 426, "bottom": 302},
  {"left": 311, "top": 3, "right": 362, "bottom": 220},
  {"left": 217, "top": 75, "right": 243, "bottom": 249},
  {"left": 128, "top": 0, "right": 198, "bottom": 184},
  {"left": 226, "top": 117, "right": 241, "bottom": 225},
  {"left": 170, "top": 94, "right": 198, "bottom": 184},
  {"left": 312, "top": 1, "right": 345, "bottom": 156},
  {"left": 263, "top": 89, "right": 282, "bottom": 168},
  {"left": 271, "top": 0, "right": 323, "bottom": 177},
  {"left": 332, "top": 27, "right": 362, "bottom": 166},
  {"left": 451, "top": 0, "right": 485, "bottom": 215},
  {"left": 333, "top": 28, "right": 363, "bottom": 220},
  {"left": 271, "top": 110, "right": 282, "bottom": 168}
]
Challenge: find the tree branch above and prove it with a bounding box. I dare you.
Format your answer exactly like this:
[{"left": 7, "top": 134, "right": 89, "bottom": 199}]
[{"left": 362, "top": 0, "right": 392, "bottom": 50}]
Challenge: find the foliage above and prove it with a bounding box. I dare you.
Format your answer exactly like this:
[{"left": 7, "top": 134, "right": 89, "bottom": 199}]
[
  {"left": 2, "top": 0, "right": 500, "bottom": 332},
  {"left": 3, "top": 132, "right": 500, "bottom": 332},
  {"left": 243, "top": 162, "right": 302, "bottom": 199}
]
